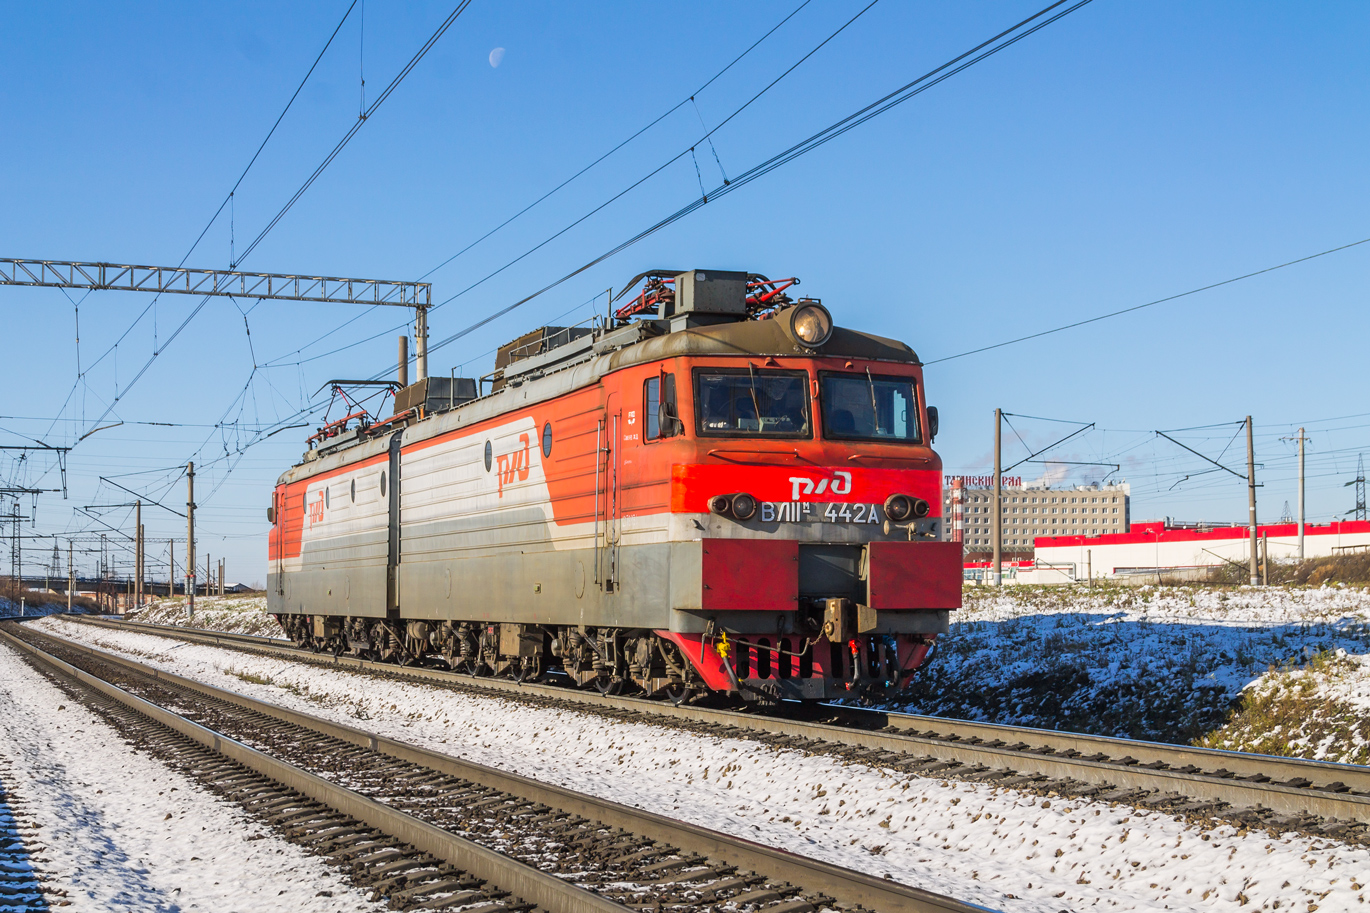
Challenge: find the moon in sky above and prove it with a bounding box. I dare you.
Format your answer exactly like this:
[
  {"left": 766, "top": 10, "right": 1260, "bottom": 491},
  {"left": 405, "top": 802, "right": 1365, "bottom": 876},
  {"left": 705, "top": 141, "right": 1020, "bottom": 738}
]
[{"left": 489, "top": 47, "right": 505, "bottom": 68}]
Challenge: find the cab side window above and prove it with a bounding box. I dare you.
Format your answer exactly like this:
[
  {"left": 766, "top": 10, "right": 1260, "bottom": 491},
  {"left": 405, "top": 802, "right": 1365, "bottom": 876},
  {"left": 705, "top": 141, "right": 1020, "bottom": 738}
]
[
  {"left": 646, "top": 377, "right": 661, "bottom": 439},
  {"left": 645, "top": 373, "right": 680, "bottom": 440}
]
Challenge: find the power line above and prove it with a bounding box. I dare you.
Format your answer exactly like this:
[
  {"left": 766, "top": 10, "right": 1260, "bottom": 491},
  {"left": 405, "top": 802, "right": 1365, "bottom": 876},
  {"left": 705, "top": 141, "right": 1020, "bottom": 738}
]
[
  {"left": 270, "top": 0, "right": 885, "bottom": 370},
  {"left": 419, "top": 0, "right": 1092, "bottom": 365},
  {"left": 65, "top": 1, "right": 361, "bottom": 408},
  {"left": 428, "top": 0, "right": 883, "bottom": 309},
  {"left": 925, "top": 235, "right": 1370, "bottom": 365},
  {"left": 70, "top": 1, "right": 470, "bottom": 456},
  {"left": 418, "top": 0, "right": 816, "bottom": 283},
  {"left": 236, "top": 0, "right": 473, "bottom": 265}
]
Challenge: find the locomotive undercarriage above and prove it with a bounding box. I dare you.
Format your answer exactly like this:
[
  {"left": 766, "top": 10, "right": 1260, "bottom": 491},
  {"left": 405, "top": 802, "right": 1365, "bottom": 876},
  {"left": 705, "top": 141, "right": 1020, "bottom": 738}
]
[
  {"left": 275, "top": 614, "right": 709, "bottom": 703},
  {"left": 273, "top": 611, "right": 926, "bottom": 704}
]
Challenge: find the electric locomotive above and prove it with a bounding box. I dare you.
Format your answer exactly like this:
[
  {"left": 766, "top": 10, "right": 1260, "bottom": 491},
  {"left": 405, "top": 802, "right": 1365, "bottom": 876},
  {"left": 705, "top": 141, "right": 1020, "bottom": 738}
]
[{"left": 267, "top": 269, "right": 961, "bottom": 702}]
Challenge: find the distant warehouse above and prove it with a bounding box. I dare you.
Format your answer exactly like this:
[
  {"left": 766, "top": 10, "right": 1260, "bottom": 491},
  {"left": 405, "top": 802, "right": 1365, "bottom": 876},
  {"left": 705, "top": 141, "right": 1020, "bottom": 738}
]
[{"left": 1023, "top": 519, "right": 1370, "bottom": 584}]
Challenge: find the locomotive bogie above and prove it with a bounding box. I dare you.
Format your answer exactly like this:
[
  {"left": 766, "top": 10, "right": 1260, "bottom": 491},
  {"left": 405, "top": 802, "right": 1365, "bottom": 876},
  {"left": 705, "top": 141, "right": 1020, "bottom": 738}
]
[{"left": 269, "top": 283, "right": 962, "bottom": 701}]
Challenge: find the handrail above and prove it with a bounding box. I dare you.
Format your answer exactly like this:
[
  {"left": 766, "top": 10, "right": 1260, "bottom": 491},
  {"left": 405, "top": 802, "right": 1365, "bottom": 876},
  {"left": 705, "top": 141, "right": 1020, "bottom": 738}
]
[
  {"left": 307, "top": 410, "right": 368, "bottom": 444},
  {"left": 368, "top": 408, "right": 416, "bottom": 433}
]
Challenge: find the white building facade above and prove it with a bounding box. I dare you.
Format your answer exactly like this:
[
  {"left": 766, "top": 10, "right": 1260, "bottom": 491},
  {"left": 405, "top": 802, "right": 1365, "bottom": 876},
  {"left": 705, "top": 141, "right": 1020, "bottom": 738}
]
[
  {"left": 944, "top": 478, "right": 1131, "bottom": 556},
  {"left": 1023, "top": 519, "right": 1370, "bottom": 584}
]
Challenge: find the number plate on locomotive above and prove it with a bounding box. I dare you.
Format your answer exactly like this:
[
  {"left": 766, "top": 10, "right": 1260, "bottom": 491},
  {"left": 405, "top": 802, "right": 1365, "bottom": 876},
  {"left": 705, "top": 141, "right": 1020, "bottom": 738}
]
[{"left": 760, "top": 501, "right": 883, "bottom": 524}]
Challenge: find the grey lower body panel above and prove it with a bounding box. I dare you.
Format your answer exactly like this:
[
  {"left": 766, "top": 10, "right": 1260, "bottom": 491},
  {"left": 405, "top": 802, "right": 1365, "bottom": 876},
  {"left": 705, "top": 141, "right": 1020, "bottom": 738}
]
[{"left": 270, "top": 526, "right": 950, "bottom": 636}]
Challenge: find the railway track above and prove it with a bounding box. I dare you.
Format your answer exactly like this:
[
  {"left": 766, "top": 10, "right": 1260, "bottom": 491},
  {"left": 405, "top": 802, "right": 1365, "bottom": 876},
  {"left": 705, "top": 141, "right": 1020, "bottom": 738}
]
[
  {"left": 60, "top": 616, "right": 1370, "bottom": 841},
  {"left": 0, "top": 758, "right": 57, "bottom": 912},
  {"left": 1, "top": 622, "right": 986, "bottom": 913}
]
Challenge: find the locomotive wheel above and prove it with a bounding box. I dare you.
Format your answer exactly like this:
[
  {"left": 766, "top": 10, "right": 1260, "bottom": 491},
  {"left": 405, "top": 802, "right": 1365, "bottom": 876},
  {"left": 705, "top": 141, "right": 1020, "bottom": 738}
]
[
  {"left": 663, "top": 682, "right": 693, "bottom": 706},
  {"left": 593, "top": 676, "right": 625, "bottom": 696}
]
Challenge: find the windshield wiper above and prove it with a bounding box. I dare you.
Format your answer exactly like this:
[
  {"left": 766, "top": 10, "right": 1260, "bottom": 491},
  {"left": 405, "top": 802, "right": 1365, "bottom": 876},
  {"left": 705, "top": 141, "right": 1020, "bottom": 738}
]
[
  {"left": 746, "top": 363, "right": 766, "bottom": 429},
  {"left": 865, "top": 368, "right": 882, "bottom": 434}
]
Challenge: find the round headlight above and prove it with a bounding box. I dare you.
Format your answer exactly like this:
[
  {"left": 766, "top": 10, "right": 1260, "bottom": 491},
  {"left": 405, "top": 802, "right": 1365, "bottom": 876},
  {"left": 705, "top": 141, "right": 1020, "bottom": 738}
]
[
  {"left": 730, "top": 493, "right": 757, "bottom": 520},
  {"left": 884, "top": 494, "right": 931, "bottom": 523},
  {"left": 708, "top": 494, "right": 731, "bottom": 516},
  {"left": 790, "top": 302, "right": 833, "bottom": 348}
]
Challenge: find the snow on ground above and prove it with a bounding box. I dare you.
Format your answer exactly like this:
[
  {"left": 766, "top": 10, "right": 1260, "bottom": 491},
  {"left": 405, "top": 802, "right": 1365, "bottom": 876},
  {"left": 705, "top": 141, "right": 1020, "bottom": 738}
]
[
  {"left": 0, "top": 596, "right": 74, "bottom": 619},
  {"left": 128, "top": 584, "right": 1370, "bottom": 762},
  {"left": 0, "top": 637, "right": 383, "bottom": 913},
  {"left": 128, "top": 594, "right": 283, "bottom": 637},
  {"left": 33, "top": 616, "right": 1370, "bottom": 913},
  {"left": 886, "top": 584, "right": 1370, "bottom": 760}
]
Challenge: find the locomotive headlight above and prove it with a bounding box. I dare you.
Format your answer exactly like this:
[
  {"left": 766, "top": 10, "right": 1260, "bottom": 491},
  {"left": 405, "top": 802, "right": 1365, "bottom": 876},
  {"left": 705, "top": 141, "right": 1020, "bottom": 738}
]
[
  {"left": 884, "top": 494, "right": 914, "bottom": 522},
  {"left": 790, "top": 302, "right": 833, "bottom": 348},
  {"left": 885, "top": 494, "right": 931, "bottom": 523},
  {"left": 708, "top": 492, "right": 758, "bottom": 520}
]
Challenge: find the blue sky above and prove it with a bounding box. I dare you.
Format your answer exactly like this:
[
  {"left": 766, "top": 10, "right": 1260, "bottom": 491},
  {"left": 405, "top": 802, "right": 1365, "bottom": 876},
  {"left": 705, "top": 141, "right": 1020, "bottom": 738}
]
[{"left": 2, "top": 1, "right": 1368, "bottom": 585}]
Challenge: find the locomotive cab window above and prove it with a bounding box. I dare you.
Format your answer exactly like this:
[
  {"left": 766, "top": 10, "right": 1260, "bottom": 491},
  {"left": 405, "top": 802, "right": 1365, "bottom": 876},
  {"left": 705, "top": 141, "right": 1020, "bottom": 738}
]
[
  {"left": 820, "top": 372, "right": 921, "bottom": 443},
  {"left": 695, "top": 368, "right": 810, "bottom": 438},
  {"left": 645, "top": 373, "right": 680, "bottom": 440}
]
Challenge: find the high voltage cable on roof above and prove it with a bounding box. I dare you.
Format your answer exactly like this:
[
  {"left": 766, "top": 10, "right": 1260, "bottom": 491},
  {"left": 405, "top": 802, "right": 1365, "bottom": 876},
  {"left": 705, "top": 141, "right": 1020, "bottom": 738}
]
[{"left": 418, "top": 0, "right": 1094, "bottom": 364}]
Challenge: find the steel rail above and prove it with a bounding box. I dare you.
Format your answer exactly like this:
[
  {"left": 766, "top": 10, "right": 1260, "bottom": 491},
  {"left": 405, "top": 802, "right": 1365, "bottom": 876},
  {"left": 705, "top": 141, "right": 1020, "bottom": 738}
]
[
  {"left": 0, "top": 625, "right": 626, "bottom": 913},
  {"left": 10, "top": 622, "right": 990, "bottom": 913},
  {"left": 67, "top": 616, "right": 1370, "bottom": 827}
]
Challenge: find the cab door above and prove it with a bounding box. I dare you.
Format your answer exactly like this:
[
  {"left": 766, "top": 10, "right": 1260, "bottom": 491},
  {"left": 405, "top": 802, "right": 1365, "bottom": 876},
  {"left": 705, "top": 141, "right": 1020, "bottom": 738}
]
[{"left": 386, "top": 431, "right": 403, "bottom": 617}]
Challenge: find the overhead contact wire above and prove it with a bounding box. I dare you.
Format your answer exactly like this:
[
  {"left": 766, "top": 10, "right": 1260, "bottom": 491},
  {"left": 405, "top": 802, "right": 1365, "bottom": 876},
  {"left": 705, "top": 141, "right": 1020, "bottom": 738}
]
[
  {"left": 420, "top": 0, "right": 1089, "bottom": 363},
  {"left": 416, "top": 0, "right": 813, "bottom": 283}
]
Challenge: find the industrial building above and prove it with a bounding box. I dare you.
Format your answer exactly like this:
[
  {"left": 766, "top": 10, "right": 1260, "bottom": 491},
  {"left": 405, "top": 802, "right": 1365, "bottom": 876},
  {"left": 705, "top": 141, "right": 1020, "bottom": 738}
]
[{"left": 944, "top": 478, "right": 1131, "bottom": 558}]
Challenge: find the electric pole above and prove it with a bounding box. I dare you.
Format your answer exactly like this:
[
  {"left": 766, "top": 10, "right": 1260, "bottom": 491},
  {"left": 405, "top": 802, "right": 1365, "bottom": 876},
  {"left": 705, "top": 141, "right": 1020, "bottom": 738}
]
[
  {"left": 134, "top": 500, "right": 142, "bottom": 610},
  {"left": 1246, "top": 416, "right": 1259, "bottom": 586},
  {"left": 1298, "top": 428, "right": 1305, "bottom": 560},
  {"left": 184, "top": 457, "right": 195, "bottom": 614},
  {"left": 1348, "top": 455, "right": 1367, "bottom": 522},
  {"left": 993, "top": 408, "right": 1003, "bottom": 587},
  {"left": 67, "top": 539, "right": 72, "bottom": 613}
]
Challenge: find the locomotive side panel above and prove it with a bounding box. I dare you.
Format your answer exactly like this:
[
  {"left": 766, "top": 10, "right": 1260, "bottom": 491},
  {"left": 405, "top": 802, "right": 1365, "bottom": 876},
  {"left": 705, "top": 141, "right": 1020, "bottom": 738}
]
[
  {"left": 394, "top": 373, "right": 684, "bottom": 628},
  {"left": 271, "top": 450, "right": 390, "bottom": 619}
]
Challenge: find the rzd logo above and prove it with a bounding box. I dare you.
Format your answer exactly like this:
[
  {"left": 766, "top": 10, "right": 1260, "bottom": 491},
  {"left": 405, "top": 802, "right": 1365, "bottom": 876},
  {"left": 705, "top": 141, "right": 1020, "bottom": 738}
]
[
  {"left": 497, "top": 434, "right": 532, "bottom": 497},
  {"left": 788, "top": 471, "right": 852, "bottom": 500},
  {"left": 308, "top": 492, "right": 325, "bottom": 525}
]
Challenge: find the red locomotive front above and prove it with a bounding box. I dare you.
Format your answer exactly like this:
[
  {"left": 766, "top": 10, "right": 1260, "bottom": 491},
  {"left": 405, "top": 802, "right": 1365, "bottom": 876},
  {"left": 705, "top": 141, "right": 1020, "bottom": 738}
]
[{"left": 269, "top": 269, "right": 961, "bottom": 703}]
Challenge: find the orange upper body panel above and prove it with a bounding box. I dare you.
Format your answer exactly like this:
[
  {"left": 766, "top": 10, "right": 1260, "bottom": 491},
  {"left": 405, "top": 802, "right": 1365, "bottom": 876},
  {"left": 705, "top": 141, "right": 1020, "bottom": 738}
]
[{"left": 269, "top": 351, "right": 942, "bottom": 560}]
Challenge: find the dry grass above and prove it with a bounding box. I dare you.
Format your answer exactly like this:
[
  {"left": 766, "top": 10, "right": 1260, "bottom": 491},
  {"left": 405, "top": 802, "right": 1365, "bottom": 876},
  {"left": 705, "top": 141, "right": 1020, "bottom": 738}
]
[
  {"left": 1206, "top": 552, "right": 1370, "bottom": 586},
  {"left": 1196, "top": 650, "right": 1370, "bottom": 765}
]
